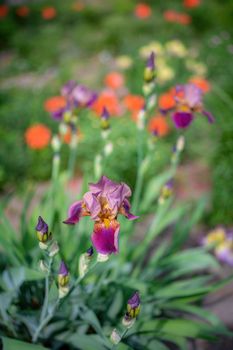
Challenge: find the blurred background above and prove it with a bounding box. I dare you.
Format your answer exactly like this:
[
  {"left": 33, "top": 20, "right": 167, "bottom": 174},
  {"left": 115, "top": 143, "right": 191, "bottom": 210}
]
[{"left": 0, "top": 0, "right": 233, "bottom": 227}]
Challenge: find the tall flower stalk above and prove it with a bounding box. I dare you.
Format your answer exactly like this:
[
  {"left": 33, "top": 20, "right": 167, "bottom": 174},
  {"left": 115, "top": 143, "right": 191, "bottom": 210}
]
[{"left": 132, "top": 52, "right": 157, "bottom": 212}]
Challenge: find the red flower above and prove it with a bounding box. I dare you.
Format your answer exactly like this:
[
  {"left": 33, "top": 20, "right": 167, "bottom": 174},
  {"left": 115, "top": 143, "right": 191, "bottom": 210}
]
[
  {"left": 42, "top": 7, "right": 56, "bottom": 20},
  {"left": 148, "top": 115, "right": 170, "bottom": 136},
  {"left": 134, "top": 3, "right": 152, "bottom": 19},
  {"left": 104, "top": 72, "right": 124, "bottom": 90},
  {"left": 25, "top": 124, "right": 51, "bottom": 150},
  {"left": 189, "top": 77, "right": 211, "bottom": 93},
  {"left": 44, "top": 96, "right": 66, "bottom": 113},
  {"left": 0, "top": 5, "right": 8, "bottom": 18},
  {"left": 183, "top": 0, "right": 200, "bottom": 8},
  {"left": 92, "top": 91, "right": 121, "bottom": 116},
  {"left": 16, "top": 6, "right": 30, "bottom": 17}
]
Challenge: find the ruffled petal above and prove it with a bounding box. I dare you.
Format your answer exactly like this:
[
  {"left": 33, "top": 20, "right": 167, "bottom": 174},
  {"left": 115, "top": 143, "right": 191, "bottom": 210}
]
[
  {"left": 202, "top": 110, "right": 215, "bottom": 123},
  {"left": 172, "top": 111, "right": 193, "bottom": 129},
  {"left": 83, "top": 192, "right": 101, "bottom": 220},
  {"left": 91, "top": 220, "right": 120, "bottom": 254},
  {"left": 120, "top": 199, "right": 139, "bottom": 221},
  {"left": 63, "top": 201, "right": 83, "bottom": 225}
]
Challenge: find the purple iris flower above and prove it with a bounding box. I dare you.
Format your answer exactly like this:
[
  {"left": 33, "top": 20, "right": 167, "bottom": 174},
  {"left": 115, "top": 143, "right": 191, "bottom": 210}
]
[
  {"left": 172, "top": 83, "right": 214, "bottom": 129},
  {"left": 71, "top": 85, "right": 97, "bottom": 107},
  {"left": 63, "top": 176, "right": 138, "bottom": 255},
  {"left": 61, "top": 80, "right": 76, "bottom": 97}
]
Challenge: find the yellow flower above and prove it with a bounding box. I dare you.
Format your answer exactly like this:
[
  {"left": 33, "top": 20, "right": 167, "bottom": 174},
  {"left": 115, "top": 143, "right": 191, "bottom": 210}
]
[
  {"left": 115, "top": 55, "right": 133, "bottom": 69},
  {"left": 205, "top": 228, "right": 226, "bottom": 246},
  {"left": 165, "top": 40, "right": 188, "bottom": 58},
  {"left": 139, "top": 41, "right": 164, "bottom": 59},
  {"left": 185, "top": 60, "right": 207, "bottom": 76},
  {"left": 157, "top": 64, "right": 175, "bottom": 84}
]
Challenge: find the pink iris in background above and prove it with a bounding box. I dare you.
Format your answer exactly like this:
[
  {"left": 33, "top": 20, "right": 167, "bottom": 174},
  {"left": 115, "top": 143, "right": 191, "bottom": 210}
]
[
  {"left": 172, "top": 83, "right": 214, "bottom": 129},
  {"left": 63, "top": 176, "right": 138, "bottom": 255}
]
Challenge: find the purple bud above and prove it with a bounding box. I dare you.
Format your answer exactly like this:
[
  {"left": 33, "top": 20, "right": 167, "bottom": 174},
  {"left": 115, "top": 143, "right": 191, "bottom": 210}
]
[
  {"left": 35, "top": 216, "right": 48, "bottom": 234},
  {"left": 101, "top": 107, "right": 110, "bottom": 120},
  {"left": 86, "top": 246, "right": 94, "bottom": 257},
  {"left": 147, "top": 52, "right": 155, "bottom": 70},
  {"left": 128, "top": 291, "right": 140, "bottom": 309},
  {"left": 59, "top": 261, "right": 69, "bottom": 276}
]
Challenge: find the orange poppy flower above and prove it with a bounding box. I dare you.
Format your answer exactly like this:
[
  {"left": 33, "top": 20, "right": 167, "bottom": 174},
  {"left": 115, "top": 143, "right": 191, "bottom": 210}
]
[
  {"left": 158, "top": 92, "right": 176, "bottom": 110},
  {"left": 42, "top": 7, "right": 56, "bottom": 20},
  {"left": 72, "top": 1, "right": 84, "bottom": 12},
  {"left": 44, "top": 96, "right": 66, "bottom": 113},
  {"left": 148, "top": 115, "right": 170, "bottom": 137},
  {"left": 25, "top": 124, "right": 51, "bottom": 150},
  {"left": 134, "top": 3, "right": 152, "bottom": 19},
  {"left": 16, "top": 6, "right": 30, "bottom": 17},
  {"left": 0, "top": 5, "right": 8, "bottom": 18},
  {"left": 123, "top": 94, "right": 145, "bottom": 112},
  {"left": 183, "top": 0, "right": 200, "bottom": 8},
  {"left": 176, "top": 13, "right": 191, "bottom": 25},
  {"left": 189, "top": 77, "right": 211, "bottom": 93},
  {"left": 92, "top": 91, "right": 121, "bottom": 116},
  {"left": 104, "top": 72, "right": 124, "bottom": 90}
]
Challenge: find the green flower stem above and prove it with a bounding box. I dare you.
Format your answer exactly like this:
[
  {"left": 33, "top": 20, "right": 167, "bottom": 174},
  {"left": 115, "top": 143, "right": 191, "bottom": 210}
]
[
  {"left": 132, "top": 126, "right": 144, "bottom": 213},
  {"left": 32, "top": 260, "right": 99, "bottom": 343},
  {"left": 60, "top": 260, "right": 99, "bottom": 305},
  {"left": 68, "top": 133, "right": 78, "bottom": 179},
  {"left": 32, "top": 299, "right": 60, "bottom": 343},
  {"left": 33, "top": 256, "right": 53, "bottom": 343}
]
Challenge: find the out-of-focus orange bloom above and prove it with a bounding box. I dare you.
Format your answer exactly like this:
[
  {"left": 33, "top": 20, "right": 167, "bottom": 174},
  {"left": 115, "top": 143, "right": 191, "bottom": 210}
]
[
  {"left": 158, "top": 92, "right": 176, "bottom": 110},
  {"left": 16, "top": 6, "right": 30, "bottom": 17},
  {"left": 44, "top": 96, "right": 66, "bottom": 113},
  {"left": 148, "top": 116, "right": 170, "bottom": 136},
  {"left": 183, "top": 0, "right": 200, "bottom": 8},
  {"left": 164, "top": 10, "right": 191, "bottom": 25},
  {"left": 42, "top": 7, "right": 56, "bottom": 20},
  {"left": 0, "top": 5, "right": 8, "bottom": 18},
  {"left": 163, "top": 10, "right": 177, "bottom": 22},
  {"left": 189, "top": 77, "right": 211, "bottom": 93},
  {"left": 25, "top": 124, "right": 51, "bottom": 150},
  {"left": 123, "top": 94, "right": 144, "bottom": 112},
  {"left": 104, "top": 72, "right": 124, "bottom": 90},
  {"left": 92, "top": 91, "right": 121, "bottom": 116},
  {"left": 72, "top": 1, "right": 84, "bottom": 12},
  {"left": 176, "top": 13, "right": 191, "bottom": 25},
  {"left": 134, "top": 3, "right": 152, "bottom": 19}
]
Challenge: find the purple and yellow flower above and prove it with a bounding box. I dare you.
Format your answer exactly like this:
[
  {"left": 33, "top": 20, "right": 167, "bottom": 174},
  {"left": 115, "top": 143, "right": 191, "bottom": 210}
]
[
  {"left": 122, "top": 291, "right": 141, "bottom": 328},
  {"left": 127, "top": 291, "right": 141, "bottom": 318},
  {"left": 63, "top": 176, "right": 138, "bottom": 255},
  {"left": 35, "top": 216, "right": 50, "bottom": 243},
  {"left": 144, "top": 52, "right": 156, "bottom": 83},
  {"left": 100, "top": 107, "right": 110, "bottom": 130},
  {"left": 172, "top": 84, "right": 214, "bottom": 129},
  {"left": 58, "top": 261, "right": 69, "bottom": 287}
]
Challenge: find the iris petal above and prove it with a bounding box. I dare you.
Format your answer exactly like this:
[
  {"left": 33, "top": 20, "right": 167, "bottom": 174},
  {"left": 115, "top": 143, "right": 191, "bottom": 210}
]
[{"left": 91, "top": 220, "right": 120, "bottom": 254}]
